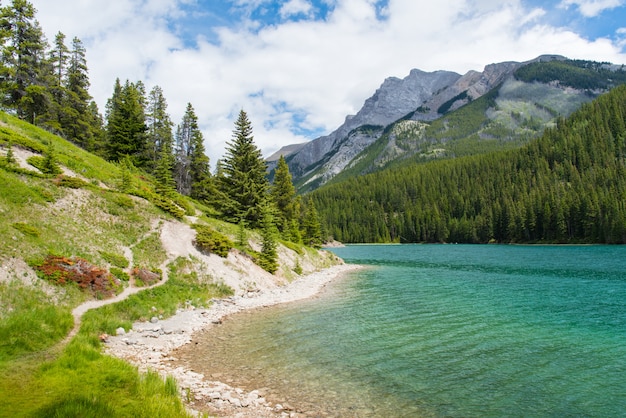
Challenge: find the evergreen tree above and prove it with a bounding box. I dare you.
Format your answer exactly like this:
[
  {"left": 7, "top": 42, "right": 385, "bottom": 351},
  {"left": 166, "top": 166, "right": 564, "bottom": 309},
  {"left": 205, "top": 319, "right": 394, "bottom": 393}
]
[
  {"left": 62, "top": 36, "right": 99, "bottom": 149},
  {"left": 117, "top": 155, "right": 135, "bottom": 193},
  {"left": 259, "top": 200, "right": 279, "bottom": 273},
  {"left": 270, "top": 154, "right": 296, "bottom": 233},
  {"left": 301, "top": 197, "right": 323, "bottom": 248},
  {"left": 218, "top": 110, "right": 269, "bottom": 227},
  {"left": 50, "top": 31, "right": 67, "bottom": 89},
  {"left": 145, "top": 85, "right": 173, "bottom": 172},
  {"left": 154, "top": 139, "right": 175, "bottom": 197},
  {"left": 105, "top": 78, "right": 147, "bottom": 166},
  {"left": 41, "top": 141, "right": 60, "bottom": 175},
  {"left": 86, "top": 100, "right": 105, "bottom": 155},
  {"left": 174, "top": 102, "right": 207, "bottom": 196},
  {"left": 5, "top": 140, "right": 15, "bottom": 164},
  {"left": 0, "top": 0, "right": 48, "bottom": 122},
  {"left": 38, "top": 31, "right": 67, "bottom": 132},
  {"left": 186, "top": 104, "right": 212, "bottom": 200}
]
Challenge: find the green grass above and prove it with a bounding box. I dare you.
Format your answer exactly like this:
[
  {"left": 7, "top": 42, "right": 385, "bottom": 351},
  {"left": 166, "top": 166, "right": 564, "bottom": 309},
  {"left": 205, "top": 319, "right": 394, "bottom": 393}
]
[
  {"left": 0, "top": 281, "right": 73, "bottom": 362},
  {"left": 0, "top": 257, "right": 233, "bottom": 417},
  {"left": 132, "top": 231, "right": 167, "bottom": 271},
  {"left": 0, "top": 334, "right": 190, "bottom": 418},
  {"left": 0, "top": 111, "right": 334, "bottom": 417}
]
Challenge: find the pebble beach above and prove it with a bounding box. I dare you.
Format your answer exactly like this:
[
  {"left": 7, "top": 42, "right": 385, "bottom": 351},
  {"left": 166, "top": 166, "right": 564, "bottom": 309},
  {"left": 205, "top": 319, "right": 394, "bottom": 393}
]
[{"left": 105, "top": 263, "right": 362, "bottom": 417}]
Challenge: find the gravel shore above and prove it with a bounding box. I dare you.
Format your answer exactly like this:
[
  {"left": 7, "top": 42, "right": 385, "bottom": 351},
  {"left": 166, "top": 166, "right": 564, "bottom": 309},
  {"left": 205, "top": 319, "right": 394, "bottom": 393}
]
[{"left": 104, "top": 263, "right": 362, "bottom": 417}]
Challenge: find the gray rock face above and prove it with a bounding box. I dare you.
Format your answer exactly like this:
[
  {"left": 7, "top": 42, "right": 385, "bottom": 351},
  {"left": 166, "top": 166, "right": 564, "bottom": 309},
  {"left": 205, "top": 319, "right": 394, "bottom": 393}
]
[
  {"left": 278, "top": 56, "right": 577, "bottom": 188},
  {"left": 286, "top": 69, "right": 462, "bottom": 178}
]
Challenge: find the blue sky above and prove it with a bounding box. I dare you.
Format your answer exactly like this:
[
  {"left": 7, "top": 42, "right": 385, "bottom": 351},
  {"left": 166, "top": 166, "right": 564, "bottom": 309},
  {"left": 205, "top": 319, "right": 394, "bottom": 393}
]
[{"left": 31, "top": 0, "right": 626, "bottom": 162}]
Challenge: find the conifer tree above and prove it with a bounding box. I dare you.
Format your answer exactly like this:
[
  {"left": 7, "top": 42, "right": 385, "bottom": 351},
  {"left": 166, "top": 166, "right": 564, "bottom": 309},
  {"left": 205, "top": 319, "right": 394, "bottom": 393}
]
[
  {"left": 301, "top": 197, "right": 323, "bottom": 248},
  {"left": 5, "top": 140, "right": 15, "bottom": 164},
  {"left": 259, "top": 200, "right": 279, "bottom": 273},
  {"left": 39, "top": 31, "right": 68, "bottom": 132},
  {"left": 105, "top": 78, "right": 148, "bottom": 166},
  {"left": 174, "top": 103, "right": 209, "bottom": 196},
  {"left": 270, "top": 154, "right": 296, "bottom": 233},
  {"left": 63, "top": 36, "right": 99, "bottom": 149},
  {"left": 41, "top": 141, "right": 60, "bottom": 175},
  {"left": 218, "top": 109, "right": 268, "bottom": 228},
  {"left": 154, "top": 140, "right": 175, "bottom": 197},
  {"left": 186, "top": 106, "right": 212, "bottom": 200},
  {"left": 145, "top": 85, "right": 173, "bottom": 171},
  {"left": 0, "top": 0, "right": 48, "bottom": 121}
]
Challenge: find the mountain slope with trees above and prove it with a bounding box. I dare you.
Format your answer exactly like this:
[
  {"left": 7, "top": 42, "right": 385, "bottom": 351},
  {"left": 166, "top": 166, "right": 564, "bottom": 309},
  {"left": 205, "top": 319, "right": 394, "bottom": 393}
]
[
  {"left": 284, "top": 57, "right": 626, "bottom": 192},
  {"left": 310, "top": 85, "right": 626, "bottom": 244}
]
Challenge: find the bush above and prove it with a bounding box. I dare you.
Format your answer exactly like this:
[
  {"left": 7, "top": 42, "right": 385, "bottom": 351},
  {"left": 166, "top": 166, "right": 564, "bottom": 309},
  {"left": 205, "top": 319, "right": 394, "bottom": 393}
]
[
  {"left": 55, "top": 175, "right": 88, "bottom": 189},
  {"left": 109, "top": 267, "right": 130, "bottom": 282},
  {"left": 33, "top": 255, "right": 122, "bottom": 299},
  {"left": 192, "top": 224, "right": 234, "bottom": 258},
  {"left": 99, "top": 251, "right": 129, "bottom": 268},
  {"left": 131, "top": 188, "right": 185, "bottom": 219},
  {"left": 12, "top": 222, "right": 40, "bottom": 237}
]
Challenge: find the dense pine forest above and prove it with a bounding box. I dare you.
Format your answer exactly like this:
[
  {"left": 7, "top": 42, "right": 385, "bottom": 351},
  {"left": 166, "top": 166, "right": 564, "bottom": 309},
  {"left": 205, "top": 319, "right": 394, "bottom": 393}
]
[{"left": 311, "top": 85, "right": 626, "bottom": 244}]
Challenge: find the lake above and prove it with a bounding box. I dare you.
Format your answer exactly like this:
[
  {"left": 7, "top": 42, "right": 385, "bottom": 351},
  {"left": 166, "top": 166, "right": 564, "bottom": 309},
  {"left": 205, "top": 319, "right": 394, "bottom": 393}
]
[{"left": 178, "top": 244, "right": 626, "bottom": 417}]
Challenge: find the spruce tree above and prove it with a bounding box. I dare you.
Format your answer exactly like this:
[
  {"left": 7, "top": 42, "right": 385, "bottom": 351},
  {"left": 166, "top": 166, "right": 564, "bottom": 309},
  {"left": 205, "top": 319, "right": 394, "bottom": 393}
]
[
  {"left": 174, "top": 103, "right": 209, "bottom": 196},
  {"left": 105, "top": 79, "right": 148, "bottom": 166},
  {"left": 270, "top": 154, "right": 296, "bottom": 233},
  {"left": 154, "top": 140, "right": 175, "bottom": 197},
  {"left": 259, "top": 200, "right": 279, "bottom": 273},
  {"left": 218, "top": 110, "right": 268, "bottom": 228},
  {"left": 186, "top": 105, "right": 212, "bottom": 200},
  {"left": 63, "top": 36, "right": 99, "bottom": 150},
  {"left": 41, "top": 141, "right": 61, "bottom": 175},
  {"left": 145, "top": 85, "right": 173, "bottom": 172},
  {"left": 39, "top": 31, "right": 68, "bottom": 132},
  {"left": 0, "top": 0, "right": 48, "bottom": 121},
  {"left": 301, "top": 197, "right": 323, "bottom": 248},
  {"left": 5, "top": 140, "right": 15, "bottom": 164}
]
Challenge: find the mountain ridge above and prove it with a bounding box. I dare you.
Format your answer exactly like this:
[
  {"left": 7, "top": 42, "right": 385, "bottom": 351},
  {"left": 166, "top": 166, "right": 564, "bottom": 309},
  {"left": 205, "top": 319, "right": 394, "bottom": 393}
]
[{"left": 273, "top": 55, "right": 625, "bottom": 191}]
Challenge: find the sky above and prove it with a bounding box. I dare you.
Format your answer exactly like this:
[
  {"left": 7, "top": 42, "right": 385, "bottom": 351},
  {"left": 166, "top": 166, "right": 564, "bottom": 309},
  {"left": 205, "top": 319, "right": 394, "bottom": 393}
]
[{"left": 29, "top": 0, "right": 626, "bottom": 163}]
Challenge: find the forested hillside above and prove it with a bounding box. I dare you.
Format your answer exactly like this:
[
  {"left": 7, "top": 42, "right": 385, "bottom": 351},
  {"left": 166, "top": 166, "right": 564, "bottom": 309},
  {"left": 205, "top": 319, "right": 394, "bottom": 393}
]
[
  {"left": 311, "top": 85, "right": 626, "bottom": 244},
  {"left": 287, "top": 58, "right": 626, "bottom": 192}
]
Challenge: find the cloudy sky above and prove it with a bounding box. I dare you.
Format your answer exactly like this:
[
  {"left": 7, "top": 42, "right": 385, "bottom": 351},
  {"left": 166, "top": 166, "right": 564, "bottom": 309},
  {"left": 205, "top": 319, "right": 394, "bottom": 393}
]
[{"left": 30, "top": 0, "right": 626, "bottom": 163}]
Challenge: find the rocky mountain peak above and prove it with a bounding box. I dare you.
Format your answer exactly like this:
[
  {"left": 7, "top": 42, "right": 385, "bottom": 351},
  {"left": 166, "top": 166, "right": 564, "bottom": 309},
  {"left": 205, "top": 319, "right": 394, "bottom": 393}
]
[{"left": 275, "top": 55, "right": 598, "bottom": 188}]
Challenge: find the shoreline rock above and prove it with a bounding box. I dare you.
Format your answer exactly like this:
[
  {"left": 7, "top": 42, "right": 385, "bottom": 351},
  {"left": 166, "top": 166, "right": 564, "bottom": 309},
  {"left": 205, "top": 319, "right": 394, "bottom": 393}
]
[{"left": 105, "top": 263, "right": 363, "bottom": 417}]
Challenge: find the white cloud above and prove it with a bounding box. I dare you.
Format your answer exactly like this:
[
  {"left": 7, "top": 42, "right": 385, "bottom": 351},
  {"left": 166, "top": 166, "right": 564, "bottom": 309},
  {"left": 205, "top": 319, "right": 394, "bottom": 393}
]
[
  {"left": 559, "top": 0, "right": 625, "bottom": 17},
  {"left": 30, "top": 0, "right": 626, "bottom": 164},
  {"left": 280, "top": 0, "right": 314, "bottom": 18}
]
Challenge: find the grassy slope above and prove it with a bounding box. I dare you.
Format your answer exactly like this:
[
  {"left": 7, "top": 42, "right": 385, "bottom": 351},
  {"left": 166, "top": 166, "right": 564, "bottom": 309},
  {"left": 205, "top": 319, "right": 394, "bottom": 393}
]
[{"left": 0, "top": 112, "right": 334, "bottom": 417}]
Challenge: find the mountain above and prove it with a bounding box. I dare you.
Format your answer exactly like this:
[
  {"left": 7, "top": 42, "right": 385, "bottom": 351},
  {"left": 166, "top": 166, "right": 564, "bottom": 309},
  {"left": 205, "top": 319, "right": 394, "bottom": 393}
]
[
  {"left": 276, "top": 56, "right": 626, "bottom": 192},
  {"left": 309, "top": 84, "right": 626, "bottom": 244}
]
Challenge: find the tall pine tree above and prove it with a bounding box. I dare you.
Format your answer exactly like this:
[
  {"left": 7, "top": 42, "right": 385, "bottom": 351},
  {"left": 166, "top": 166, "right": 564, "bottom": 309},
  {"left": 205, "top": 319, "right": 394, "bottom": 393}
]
[
  {"left": 145, "top": 85, "right": 173, "bottom": 171},
  {"left": 218, "top": 110, "right": 269, "bottom": 228},
  {"left": 63, "top": 36, "right": 99, "bottom": 150},
  {"left": 174, "top": 103, "right": 211, "bottom": 198},
  {"left": 105, "top": 78, "right": 148, "bottom": 166},
  {"left": 0, "top": 0, "right": 48, "bottom": 122},
  {"left": 270, "top": 154, "right": 297, "bottom": 234}
]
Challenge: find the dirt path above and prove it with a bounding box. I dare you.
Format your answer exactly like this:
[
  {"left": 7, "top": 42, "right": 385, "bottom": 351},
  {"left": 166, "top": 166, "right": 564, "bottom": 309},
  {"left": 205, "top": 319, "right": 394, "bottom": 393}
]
[{"left": 61, "top": 221, "right": 173, "bottom": 345}]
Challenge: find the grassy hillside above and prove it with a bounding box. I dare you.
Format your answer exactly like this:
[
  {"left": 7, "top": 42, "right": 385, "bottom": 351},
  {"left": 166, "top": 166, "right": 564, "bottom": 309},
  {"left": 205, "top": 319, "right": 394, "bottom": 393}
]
[{"left": 0, "top": 112, "right": 336, "bottom": 417}]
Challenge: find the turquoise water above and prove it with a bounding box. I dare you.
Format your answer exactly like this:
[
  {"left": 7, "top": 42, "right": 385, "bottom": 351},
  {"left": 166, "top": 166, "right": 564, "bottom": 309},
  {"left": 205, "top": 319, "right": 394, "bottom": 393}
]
[{"left": 182, "top": 245, "right": 626, "bottom": 417}]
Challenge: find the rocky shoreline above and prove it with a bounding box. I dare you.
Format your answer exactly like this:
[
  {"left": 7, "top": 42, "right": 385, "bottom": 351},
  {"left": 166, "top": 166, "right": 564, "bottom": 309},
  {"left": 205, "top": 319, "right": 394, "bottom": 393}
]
[{"left": 104, "top": 263, "right": 362, "bottom": 417}]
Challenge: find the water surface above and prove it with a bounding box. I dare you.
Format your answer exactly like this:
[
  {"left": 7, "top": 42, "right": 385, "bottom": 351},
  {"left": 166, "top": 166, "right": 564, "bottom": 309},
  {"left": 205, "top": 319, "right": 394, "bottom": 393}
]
[{"left": 176, "top": 245, "right": 626, "bottom": 417}]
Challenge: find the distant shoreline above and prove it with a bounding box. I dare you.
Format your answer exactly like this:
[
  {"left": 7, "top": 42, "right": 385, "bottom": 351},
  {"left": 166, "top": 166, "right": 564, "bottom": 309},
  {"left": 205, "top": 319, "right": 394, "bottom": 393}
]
[{"left": 105, "top": 263, "right": 363, "bottom": 417}]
